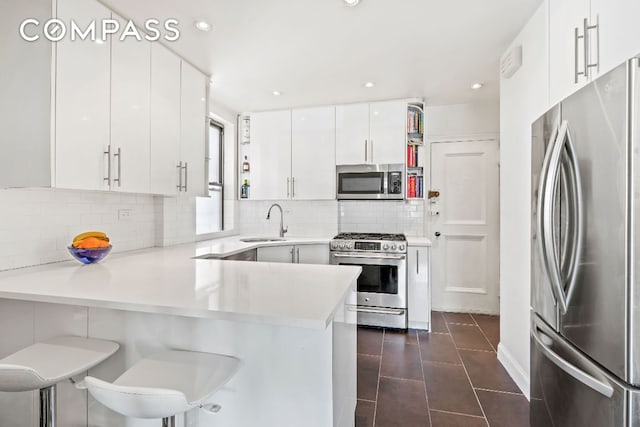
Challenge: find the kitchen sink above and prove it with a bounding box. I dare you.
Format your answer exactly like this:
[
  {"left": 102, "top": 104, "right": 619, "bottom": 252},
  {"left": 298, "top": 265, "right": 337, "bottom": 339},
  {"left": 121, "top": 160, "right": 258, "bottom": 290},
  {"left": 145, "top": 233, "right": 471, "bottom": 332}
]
[{"left": 240, "top": 237, "right": 286, "bottom": 243}]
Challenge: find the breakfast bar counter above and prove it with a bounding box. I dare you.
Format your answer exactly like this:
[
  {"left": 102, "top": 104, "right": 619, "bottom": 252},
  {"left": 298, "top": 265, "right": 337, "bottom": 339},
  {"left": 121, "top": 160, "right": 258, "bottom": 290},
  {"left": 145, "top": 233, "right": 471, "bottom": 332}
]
[{"left": 0, "top": 242, "right": 359, "bottom": 427}]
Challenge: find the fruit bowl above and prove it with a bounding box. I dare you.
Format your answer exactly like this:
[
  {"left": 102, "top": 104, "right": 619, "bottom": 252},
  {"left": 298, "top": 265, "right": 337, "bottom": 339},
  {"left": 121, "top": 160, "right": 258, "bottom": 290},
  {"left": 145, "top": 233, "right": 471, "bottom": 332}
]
[{"left": 67, "top": 245, "right": 112, "bottom": 264}]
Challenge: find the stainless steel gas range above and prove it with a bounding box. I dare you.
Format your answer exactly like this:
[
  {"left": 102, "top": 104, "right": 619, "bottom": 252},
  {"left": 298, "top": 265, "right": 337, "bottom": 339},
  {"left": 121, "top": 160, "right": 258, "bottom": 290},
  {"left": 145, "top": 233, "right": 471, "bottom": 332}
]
[{"left": 330, "top": 232, "right": 407, "bottom": 329}]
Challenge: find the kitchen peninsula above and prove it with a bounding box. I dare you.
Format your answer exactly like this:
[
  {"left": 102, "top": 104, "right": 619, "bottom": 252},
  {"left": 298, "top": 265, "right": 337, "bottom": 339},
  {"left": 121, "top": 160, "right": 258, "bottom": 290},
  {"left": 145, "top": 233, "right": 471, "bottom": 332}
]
[{"left": 0, "top": 243, "right": 359, "bottom": 427}]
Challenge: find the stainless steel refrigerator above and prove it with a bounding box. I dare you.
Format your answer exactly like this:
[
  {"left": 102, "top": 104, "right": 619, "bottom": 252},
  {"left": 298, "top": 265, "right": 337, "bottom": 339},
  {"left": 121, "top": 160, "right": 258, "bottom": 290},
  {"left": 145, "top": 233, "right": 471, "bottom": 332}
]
[{"left": 531, "top": 57, "right": 640, "bottom": 426}]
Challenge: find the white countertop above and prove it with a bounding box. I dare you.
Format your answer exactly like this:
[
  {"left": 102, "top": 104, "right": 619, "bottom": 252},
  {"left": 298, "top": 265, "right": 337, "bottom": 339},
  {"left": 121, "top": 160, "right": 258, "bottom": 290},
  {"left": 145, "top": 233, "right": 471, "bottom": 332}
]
[
  {"left": 194, "top": 235, "right": 332, "bottom": 258},
  {"left": 406, "top": 236, "right": 432, "bottom": 247},
  {"left": 0, "top": 242, "right": 360, "bottom": 330}
]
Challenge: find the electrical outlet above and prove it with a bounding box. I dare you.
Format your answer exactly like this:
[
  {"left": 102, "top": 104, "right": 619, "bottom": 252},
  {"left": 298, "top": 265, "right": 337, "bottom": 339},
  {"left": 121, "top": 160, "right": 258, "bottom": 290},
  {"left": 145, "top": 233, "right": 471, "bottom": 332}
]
[{"left": 118, "top": 209, "right": 132, "bottom": 220}]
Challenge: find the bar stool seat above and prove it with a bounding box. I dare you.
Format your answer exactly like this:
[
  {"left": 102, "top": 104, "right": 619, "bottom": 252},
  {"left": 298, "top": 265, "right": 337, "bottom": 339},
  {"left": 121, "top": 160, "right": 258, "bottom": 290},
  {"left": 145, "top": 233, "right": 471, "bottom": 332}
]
[
  {"left": 0, "top": 336, "right": 119, "bottom": 426},
  {"left": 85, "top": 350, "right": 240, "bottom": 422}
]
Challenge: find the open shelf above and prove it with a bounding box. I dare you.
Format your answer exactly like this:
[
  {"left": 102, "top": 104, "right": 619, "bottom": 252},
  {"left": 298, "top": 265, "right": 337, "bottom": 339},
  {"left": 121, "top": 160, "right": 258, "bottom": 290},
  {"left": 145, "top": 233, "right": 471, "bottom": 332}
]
[{"left": 406, "top": 102, "right": 425, "bottom": 199}]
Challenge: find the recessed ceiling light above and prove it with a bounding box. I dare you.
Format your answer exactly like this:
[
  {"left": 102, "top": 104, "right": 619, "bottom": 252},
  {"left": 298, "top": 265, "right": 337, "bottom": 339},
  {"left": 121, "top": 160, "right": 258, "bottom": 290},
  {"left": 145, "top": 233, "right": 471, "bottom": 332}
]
[
  {"left": 272, "top": 91, "right": 281, "bottom": 96},
  {"left": 364, "top": 82, "right": 375, "bottom": 88},
  {"left": 471, "top": 82, "right": 483, "bottom": 90},
  {"left": 344, "top": 0, "right": 361, "bottom": 6},
  {"left": 194, "top": 20, "right": 212, "bottom": 32}
]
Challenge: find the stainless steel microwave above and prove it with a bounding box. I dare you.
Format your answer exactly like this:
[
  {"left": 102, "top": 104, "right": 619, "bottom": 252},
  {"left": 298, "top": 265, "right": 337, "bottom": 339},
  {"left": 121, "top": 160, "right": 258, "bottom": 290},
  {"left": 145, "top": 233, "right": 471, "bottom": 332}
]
[{"left": 336, "top": 164, "right": 404, "bottom": 200}]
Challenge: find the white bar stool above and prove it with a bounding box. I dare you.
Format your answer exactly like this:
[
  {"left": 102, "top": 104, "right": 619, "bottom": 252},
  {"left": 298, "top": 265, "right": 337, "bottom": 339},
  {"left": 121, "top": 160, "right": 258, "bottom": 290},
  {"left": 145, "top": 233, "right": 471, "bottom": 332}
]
[
  {"left": 85, "top": 350, "right": 240, "bottom": 426},
  {"left": 0, "top": 335, "right": 119, "bottom": 427}
]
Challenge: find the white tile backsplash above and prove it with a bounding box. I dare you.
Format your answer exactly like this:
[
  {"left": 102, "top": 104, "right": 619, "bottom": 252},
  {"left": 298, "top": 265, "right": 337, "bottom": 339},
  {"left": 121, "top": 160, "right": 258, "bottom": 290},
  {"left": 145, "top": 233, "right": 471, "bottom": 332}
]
[
  {"left": 0, "top": 188, "right": 156, "bottom": 271},
  {"left": 338, "top": 200, "right": 425, "bottom": 236},
  {"left": 236, "top": 199, "right": 426, "bottom": 237},
  {"left": 237, "top": 200, "right": 339, "bottom": 237}
]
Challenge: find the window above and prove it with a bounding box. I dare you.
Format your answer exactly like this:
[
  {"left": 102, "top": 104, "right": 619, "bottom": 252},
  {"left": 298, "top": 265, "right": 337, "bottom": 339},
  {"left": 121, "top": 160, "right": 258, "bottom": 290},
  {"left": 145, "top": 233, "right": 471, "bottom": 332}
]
[{"left": 196, "top": 120, "right": 224, "bottom": 234}]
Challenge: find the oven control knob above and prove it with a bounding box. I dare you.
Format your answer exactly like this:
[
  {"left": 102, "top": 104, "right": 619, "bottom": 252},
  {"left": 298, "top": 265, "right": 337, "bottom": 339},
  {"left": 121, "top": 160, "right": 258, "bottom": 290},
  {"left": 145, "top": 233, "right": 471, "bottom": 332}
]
[
  {"left": 347, "top": 243, "right": 353, "bottom": 249},
  {"left": 399, "top": 244, "right": 405, "bottom": 251},
  {"left": 391, "top": 244, "right": 397, "bottom": 250},
  {"left": 339, "top": 243, "right": 345, "bottom": 249},
  {"left": 383, "top": 244, "right": 389, "bottom": 250}
]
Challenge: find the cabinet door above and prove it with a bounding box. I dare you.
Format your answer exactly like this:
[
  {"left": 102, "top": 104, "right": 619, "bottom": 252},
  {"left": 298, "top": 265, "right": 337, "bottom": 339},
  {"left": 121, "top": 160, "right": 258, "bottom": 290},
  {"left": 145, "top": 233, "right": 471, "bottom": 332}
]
[
  {"left": 336, "top": 103, "right": 369, "bottom": 165},
  {"left": 149, "top": 44, "right": 181, "bottom": 195},
  {"left": 590, "top": 0, "right": 640, "bottom": 78},
  {"left": 549, "top": 0, "right": 590, "bottom": 105},
  {"left": 408, "top": 246, "right": 430, "bottom": 330},
  {"left": 369, "top": 100, "right": 406, "bottom": 165},
  {"left": 249, "top": 110, "right": 292, "bottom": 200},
  {"left": 291, "top": 107, "right": 336, "bottom": 200},
  {"left": 180, "top": 61, "right": 207, "bottom": 197},
  {"left": 110, "top": 16, "right": 150, "bottom": 193},
  {"left": 257, "top": 245, "right": 295, "bottom": 263},
  {"left": 55, "top": 0, "right": 111, "bottom": 191},
  {"left": 295, "top": 244, "right": 329, "bottom": 265}
]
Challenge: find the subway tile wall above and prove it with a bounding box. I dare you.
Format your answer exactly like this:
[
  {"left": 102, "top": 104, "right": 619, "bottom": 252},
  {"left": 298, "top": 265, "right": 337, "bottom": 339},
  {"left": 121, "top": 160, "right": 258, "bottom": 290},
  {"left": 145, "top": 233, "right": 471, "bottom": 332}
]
[
  {"left": 338, "top": 200, "right": 425, "bottom": 236},
  {"left": 0, "top": 188, "right": 156, "bottom": 271},
  {"left": 237, "top": 200, "right": 339, "bottom": 237}
]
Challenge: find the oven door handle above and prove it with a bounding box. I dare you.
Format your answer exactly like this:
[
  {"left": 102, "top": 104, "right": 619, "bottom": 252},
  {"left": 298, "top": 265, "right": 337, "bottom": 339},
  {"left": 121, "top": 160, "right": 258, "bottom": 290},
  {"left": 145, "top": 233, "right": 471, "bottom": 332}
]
[
  {"left": 332, "top": 253, "right": 406, "bottom": 260},
  {"left": 348, "top": 306, "right": 405, "bottom": 316}
]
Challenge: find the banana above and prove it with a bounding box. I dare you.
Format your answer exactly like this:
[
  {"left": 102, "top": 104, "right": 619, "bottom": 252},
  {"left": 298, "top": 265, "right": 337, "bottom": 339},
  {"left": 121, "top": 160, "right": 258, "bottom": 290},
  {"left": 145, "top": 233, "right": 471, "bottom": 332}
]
[{"left": 73, "top": 231, "right": 109, "bottom": 244}]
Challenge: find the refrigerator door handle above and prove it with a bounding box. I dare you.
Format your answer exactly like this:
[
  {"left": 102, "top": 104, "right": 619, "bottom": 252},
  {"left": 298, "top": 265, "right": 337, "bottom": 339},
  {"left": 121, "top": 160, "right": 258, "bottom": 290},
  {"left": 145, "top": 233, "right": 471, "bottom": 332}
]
[
  {"left": 541, "top": 120, "right": 583, "bottom": 314},
  {"left": 560, "top": 123, "right": 584, "bottom": 308},
  {"left": 532, "top": 316, "right": 614, "bottom": 398},
  {"left": 537, "top": 124, "right": 560, "bottom": 306}
]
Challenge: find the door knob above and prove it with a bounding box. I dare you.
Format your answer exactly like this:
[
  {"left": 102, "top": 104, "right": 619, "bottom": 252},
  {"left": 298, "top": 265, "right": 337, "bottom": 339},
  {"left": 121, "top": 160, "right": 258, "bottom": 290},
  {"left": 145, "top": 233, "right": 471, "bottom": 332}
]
[{"left": 435, "top": 232, "right": 441, "bottom": 237}]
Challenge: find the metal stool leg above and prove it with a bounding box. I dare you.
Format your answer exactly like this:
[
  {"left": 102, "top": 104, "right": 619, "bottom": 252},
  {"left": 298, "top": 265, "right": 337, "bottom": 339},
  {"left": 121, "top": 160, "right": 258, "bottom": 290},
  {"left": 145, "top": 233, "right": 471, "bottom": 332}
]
[
  {"left": 39, "top": 385, "right": 56, "bottom": 427},
  {"left": 161, "top": 415, "right": 176, "bottom": 427}
]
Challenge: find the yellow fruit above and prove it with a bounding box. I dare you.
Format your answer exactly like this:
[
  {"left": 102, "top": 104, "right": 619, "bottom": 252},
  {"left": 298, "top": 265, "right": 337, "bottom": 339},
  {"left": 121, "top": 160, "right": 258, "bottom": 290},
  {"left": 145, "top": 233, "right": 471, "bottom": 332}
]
[{"left": 73, "top": 231, "right": 108, "bottom": 244}]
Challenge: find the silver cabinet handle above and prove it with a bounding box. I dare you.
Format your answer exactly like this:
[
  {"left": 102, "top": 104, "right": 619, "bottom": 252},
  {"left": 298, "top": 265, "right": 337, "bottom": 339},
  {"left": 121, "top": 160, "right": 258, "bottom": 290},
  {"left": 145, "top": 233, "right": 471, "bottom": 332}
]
[
  {"left": 364, "top": 140, "right": 368, "bottom": 163},
  {"left": 532, "top": 316, "right": 614, "bottom": 398},
  {"left": 287, "top": 177, "right": 290, "bottom": 198},
  {"left": 296, "top": 247, "right": 300, "bottom": 264},
  {"left": 182, "top": 162, "right": 188, "bottom": 192},
  {"left": 574, "top": 27, "right": 585, "bottom": 83},
  {"left": 176, "top": 161, "right": 183, "bottom": 191},
  {"left": 292, "top": 177, "right": 295, "bottom": 198},
  {"left": 416, "top": 250, "right": 419, "bottom": 275},
  {"left": 113, "top": 147, "right": 122, "bottom": 187},
  {"left": 370, "top": 140, "right": 373, "bottom": 163},
  {"left": 584, "top": 16, "right": 599, "bottom": 78},
  {"left": 104, "top": 145, "right": 112, "bottom": 185},
  {"left": 290, "top": 248, "right": 295, "bottom": 263}
]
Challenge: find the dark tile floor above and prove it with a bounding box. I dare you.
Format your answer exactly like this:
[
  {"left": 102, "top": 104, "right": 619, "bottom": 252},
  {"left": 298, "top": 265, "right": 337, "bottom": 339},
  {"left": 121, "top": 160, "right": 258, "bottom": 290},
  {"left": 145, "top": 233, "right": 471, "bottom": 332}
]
[{"left": 355, "top": 311, "right": 529, "bottom": 427}]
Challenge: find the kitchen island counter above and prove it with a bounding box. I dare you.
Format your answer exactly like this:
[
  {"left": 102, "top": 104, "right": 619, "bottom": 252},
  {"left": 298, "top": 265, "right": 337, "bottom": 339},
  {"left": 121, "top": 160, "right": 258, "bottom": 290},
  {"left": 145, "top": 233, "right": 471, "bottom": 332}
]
[{"left": 0, "top": 242, "right": 359, "bottom": 329}]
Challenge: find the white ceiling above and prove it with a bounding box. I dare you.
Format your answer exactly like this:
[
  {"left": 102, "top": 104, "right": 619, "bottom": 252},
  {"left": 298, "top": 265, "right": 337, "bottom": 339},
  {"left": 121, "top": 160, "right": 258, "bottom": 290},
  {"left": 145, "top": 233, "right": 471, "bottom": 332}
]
[{"left": 101, "top": 0, "right": 541, "bottom": 113}]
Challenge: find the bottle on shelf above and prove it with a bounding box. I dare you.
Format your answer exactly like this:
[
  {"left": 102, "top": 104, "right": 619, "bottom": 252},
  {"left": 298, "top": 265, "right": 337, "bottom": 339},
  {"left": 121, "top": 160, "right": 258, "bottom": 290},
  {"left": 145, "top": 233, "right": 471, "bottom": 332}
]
[
  {"left": 242, "top": 155, "right": 250, "bottom": 172},
  {"left": 241, "top": 179, "right": 250, "bottom": 199}
]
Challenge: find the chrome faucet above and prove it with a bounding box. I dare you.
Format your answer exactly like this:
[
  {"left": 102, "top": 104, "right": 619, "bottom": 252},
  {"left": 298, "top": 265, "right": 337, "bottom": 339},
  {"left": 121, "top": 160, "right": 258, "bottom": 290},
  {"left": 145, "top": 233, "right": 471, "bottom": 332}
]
[{"left": 266, "top": 203, "right": 288, "bottom": 238}]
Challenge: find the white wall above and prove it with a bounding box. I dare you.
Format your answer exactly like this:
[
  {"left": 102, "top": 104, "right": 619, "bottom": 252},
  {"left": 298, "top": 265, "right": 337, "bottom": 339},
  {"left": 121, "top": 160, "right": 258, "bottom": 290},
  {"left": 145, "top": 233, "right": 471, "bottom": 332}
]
[
  {"left": 339, "top": 201, "right": 425, "bottom": 236},
  {"left": 426, "top": 101, "right": 500, "bottom": 141},
  {"left": 0, "top": 189, "right": 155, "bottom": 271},
  {"left": 237, "top": 200, "right": 338, "bottom": 237},
  {"left": 498, "top": 1, "right": 549, "bottom": 398}
]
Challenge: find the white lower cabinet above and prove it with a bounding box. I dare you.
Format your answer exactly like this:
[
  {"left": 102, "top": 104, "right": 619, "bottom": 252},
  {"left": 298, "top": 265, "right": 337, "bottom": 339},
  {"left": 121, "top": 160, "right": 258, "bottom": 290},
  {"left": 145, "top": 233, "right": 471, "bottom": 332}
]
[
  {"left": 407, "top": 246, "right": 430, "bottom": 330},
  {"left": 257, "top": 244, "right": 329, "bottom": 264}
]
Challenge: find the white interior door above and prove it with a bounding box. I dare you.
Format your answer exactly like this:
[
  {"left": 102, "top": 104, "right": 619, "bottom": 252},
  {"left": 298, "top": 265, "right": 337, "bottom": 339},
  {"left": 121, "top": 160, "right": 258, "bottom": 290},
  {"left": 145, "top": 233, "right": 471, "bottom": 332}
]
[{"left": 430, "top": 140, "right": 500, "bottom": 314}]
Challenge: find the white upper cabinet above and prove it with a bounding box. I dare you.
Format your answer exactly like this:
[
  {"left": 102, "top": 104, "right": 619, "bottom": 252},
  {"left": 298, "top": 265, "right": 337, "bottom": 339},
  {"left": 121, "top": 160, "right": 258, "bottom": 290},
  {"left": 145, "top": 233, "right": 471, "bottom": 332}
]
[
  {"left": 549, "top": 0, "right": 590, "bottom": 105},
  {"left": 590, "top": 0, "right": 640, "bottom": 77},
  {"left": 369, "top": 100, "right": 406, "bottom": 165},
  {"left": 336, "top": 103, "right": 369, "bottom": 165},
  {"left": 336, "top": 101, "right": 406, "bottom": 165},
  {"left": 549, "top": 0, "right": 640, "bottom": 105},
  {"left": 55, "top": 0, "right": 111, "bottom": 191},
  {"left": 250, "top": 111, "right": 292, "bottom": 200},
  {"left": 110, "top": 15, "right": 151, "bottom": 194},
  {"left": 180, "top": 61, "right": 207, "bottom": 197},
  {"left": 150, "top": 44, "right": 181, "bottom": 196},
  {"left": 291, "top": 107, "right": 336, "bottom": 200}
]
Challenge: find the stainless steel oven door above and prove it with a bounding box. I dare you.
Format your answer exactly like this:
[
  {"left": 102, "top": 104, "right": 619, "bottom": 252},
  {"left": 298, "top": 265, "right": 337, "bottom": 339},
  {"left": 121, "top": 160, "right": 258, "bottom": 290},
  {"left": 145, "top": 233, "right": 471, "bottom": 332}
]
[{"left": 330, "top": 252, "right": 407, "bottom": 309}]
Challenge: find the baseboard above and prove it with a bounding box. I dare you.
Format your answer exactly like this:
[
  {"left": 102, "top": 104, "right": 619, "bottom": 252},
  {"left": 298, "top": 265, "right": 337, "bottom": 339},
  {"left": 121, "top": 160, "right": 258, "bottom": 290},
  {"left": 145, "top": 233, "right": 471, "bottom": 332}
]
[
  {"left": 431, "top": 306, "right": 500, "bottom": 315},
  {"left": 497, "top": 343, "right": 530, "bottom": 400},
  {"left": 408, "top": 320, "right": 429, "bottom": 331}
]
